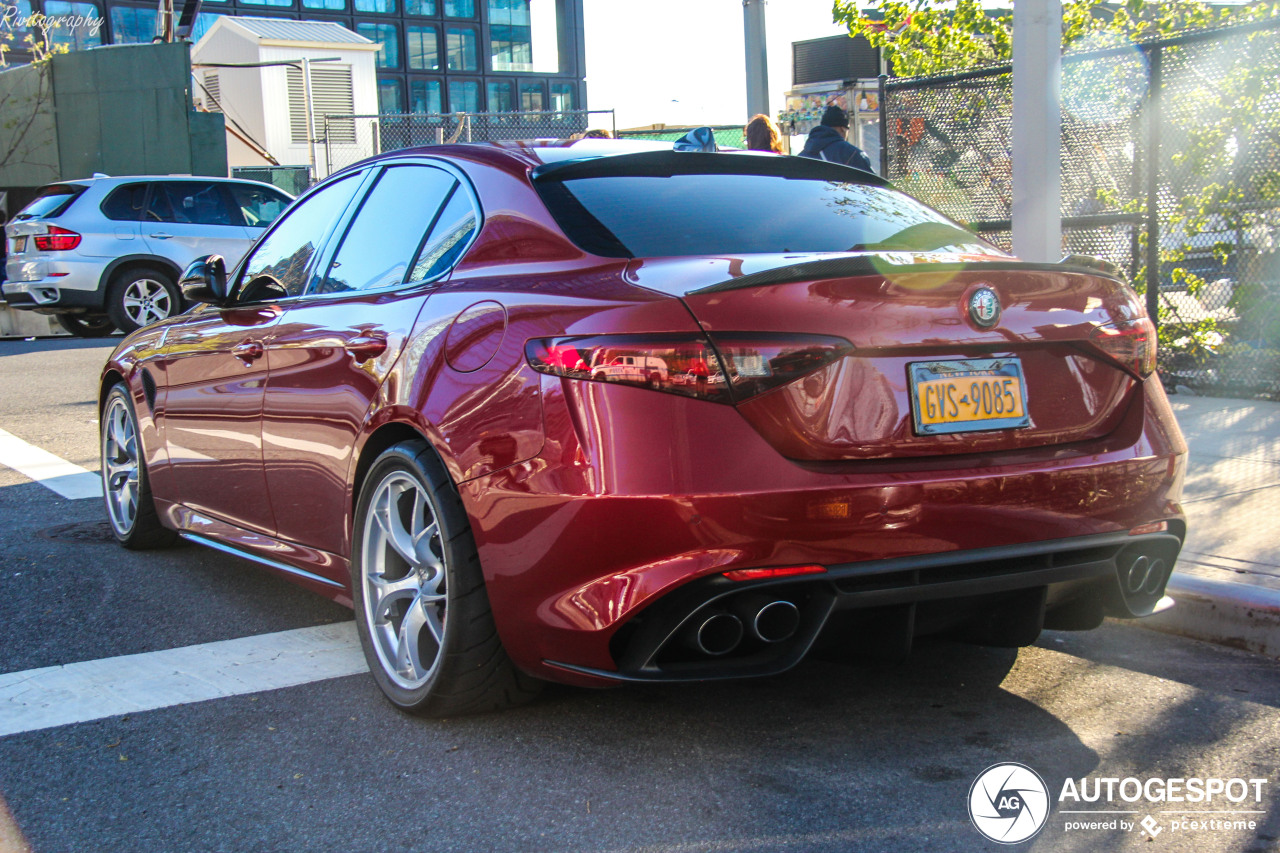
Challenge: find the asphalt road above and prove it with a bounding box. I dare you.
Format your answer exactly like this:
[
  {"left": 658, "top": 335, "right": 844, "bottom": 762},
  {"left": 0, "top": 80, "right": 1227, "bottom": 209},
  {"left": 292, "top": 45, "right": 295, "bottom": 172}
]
[{"left": 0, "top": 337, "right": 1278, "bottom": 853}]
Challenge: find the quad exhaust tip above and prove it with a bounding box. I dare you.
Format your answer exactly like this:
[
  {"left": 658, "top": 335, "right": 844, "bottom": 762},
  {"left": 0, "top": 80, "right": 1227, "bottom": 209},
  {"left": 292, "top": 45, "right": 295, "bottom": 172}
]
[
  {"left": 743, "top": 598, "right": 801, "bottom": 644},
  {"left": 687, "top": 611, "right": 745, "bottom": 656}
]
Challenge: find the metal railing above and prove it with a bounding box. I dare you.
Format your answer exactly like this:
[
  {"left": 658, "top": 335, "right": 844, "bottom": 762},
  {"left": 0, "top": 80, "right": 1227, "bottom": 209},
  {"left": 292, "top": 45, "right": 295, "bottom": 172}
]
[{"left": 320, "top": 109, "right": 616, "bottom": 177}]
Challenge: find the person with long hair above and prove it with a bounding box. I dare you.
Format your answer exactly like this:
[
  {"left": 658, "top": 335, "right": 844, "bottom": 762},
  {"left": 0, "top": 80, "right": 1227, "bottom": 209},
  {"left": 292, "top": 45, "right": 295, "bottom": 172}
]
[{"left": 744, "top": 114, "right": 783, "bottom": 153}]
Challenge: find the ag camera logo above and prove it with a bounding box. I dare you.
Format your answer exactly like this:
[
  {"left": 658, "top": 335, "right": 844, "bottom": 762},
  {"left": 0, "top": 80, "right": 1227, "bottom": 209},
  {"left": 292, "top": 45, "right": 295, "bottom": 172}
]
[{"left": 968, "top": 763, "right": 1050, "bottom": 844}]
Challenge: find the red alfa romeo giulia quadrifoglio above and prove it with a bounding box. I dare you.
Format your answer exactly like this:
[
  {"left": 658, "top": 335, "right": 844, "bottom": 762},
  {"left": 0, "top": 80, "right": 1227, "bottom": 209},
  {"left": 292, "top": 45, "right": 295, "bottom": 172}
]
[{"left": 100, "top": 139, "right": 1187, "bottom": 715}]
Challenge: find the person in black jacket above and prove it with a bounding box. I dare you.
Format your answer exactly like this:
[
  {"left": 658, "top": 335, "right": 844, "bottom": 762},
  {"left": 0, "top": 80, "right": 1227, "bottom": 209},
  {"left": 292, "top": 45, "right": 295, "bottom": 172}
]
[{"left": 799, "top": 105, "right": 873, "bottom": 172}]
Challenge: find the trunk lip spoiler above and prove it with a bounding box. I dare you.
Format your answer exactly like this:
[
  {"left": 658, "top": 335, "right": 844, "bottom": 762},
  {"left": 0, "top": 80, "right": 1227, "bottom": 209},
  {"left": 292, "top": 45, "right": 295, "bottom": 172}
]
[{"left": 685, "top": 255, "right": 1129, "bottom": 296}]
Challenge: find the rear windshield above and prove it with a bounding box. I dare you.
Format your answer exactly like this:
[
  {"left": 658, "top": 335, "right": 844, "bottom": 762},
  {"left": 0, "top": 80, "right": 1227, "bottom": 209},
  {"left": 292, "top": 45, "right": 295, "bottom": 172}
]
[
  {"left": 537, "top": 173, "right": 999, "bottom": 259},
  {"left": 15, "top": 184, "right": 86, "bottom": 220}
]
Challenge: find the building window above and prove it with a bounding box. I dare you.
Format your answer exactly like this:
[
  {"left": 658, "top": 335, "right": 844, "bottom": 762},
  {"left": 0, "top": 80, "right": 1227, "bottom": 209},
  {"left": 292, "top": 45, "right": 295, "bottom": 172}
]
[
  {"left": 192, "top": 12, "right": 222, "bottom": 40},
  {"left": 489, "top": 0, "right": 558, "bottom": 73},
  {"left": 448, "top": 79, "right": 480, "bottom": 113},
  {"left": 486, "top": 80, "right": 512, "bottom": 112},
  {"left": 354, "top": 0, "right": 396, "bottom": 12},
  {"left": 404, "top": 0, "right": 435, "bottom": 13},
  {"left": 357, "top": 22, "right": 400, "bottom": 69},
  {"left": 406, "top": 25, "right": 438, "bottom": 71},
  {"left": 239, "top": 0, "right": 293, "bottom": 7},
  {"left": 303, "top": 0, "right": 347, "bottom": 10},
  {"left": 445, "top": 26, "right": 477, "bottom": 71},
  {"left": 378, "top": 77, "right": 405, "bottom": 114},
  {"left": 519, "top": 81, "right": 544, "bottom": 112},
  {"left": 46, "top": 1, "right": 103, "bottom": 50},
  {"left": 410, "top": 79, "right": 442, "bottom": 114},
  {"left": 550, "top": 81, "right": 575, "bottom": 112},
  {"left": 443, "top": 0, "right": 473, "bottom": 17},
  {"left": 109, "top": 5, "right": 155, "bottom": 43}
]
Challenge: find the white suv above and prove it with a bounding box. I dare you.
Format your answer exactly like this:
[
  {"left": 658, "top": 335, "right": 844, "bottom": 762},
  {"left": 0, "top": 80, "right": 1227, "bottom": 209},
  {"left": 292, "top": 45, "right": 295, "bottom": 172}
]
[{"left": 2, "top": 175, "right": 293, "bottom": 336}]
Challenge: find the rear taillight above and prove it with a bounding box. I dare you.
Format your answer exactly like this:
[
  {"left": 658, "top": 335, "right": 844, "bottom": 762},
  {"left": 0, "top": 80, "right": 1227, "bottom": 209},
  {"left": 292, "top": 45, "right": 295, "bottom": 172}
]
[
  {"left": 525, "top": 333, "right": 852, "bottom": 403},
  {"left": 1088, "top": 317, "right": 1157, "bottom": 378},
  {"left": 33, "top": 226, "right": 81, "bottom": 251}
]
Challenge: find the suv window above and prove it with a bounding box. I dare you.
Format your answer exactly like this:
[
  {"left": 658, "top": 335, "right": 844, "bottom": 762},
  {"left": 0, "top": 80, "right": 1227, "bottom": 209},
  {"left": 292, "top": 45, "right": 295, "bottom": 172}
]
[
  {"left": 227, "top": 183, "right": 292, "bottom": 228},
  {"left": 146, "top": 181, "right": 236, "bottom": 226},
  {"left": 14, "top": 184, "right": 86, "bottom": 220},
  {"left": 100, "top": 183, "right": 149, "bottom": 221},
  {"left": 238, "top": 173, "right": 363, "bottom": 299},
  {"left": 408, "top": 186, "right": 477, "bottom": 282},
  {"left": 537, "top": 172, "right": 996, "bottom": 258},
  {"left": 315, "top": 164, "right": 457, "bottom": 294}
]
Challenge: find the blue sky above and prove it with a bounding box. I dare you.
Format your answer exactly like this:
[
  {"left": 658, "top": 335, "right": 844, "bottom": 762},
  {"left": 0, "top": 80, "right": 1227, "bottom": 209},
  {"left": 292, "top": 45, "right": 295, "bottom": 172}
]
[{"left": 582, "top": 0, "right": 850, "bottom": 129}]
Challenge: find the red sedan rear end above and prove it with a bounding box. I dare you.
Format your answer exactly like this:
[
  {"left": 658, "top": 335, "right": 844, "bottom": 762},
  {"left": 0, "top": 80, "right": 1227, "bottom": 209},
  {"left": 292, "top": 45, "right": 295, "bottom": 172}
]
[{"left": 101, "top": 140, "right": 1186, "bottom": 714}]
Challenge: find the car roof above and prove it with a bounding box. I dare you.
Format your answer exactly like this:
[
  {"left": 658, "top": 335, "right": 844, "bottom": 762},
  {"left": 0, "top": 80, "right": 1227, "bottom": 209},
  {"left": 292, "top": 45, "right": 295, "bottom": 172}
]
[{"left": 38, "top": 175, "right": 289, "bottom": 193}]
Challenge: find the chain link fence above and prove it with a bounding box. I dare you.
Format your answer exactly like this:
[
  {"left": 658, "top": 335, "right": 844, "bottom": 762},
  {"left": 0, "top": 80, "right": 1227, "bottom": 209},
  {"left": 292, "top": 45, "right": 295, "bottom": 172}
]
[
  {"left": 320, "top": 109, "right": 616, "bottom": 177},
  {"left": 882, "top": 19, "right": 1280, "bottom": 399}
]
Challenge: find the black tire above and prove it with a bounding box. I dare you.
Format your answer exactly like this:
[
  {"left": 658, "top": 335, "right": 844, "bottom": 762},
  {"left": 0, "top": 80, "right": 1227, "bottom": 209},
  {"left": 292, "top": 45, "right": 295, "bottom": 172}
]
[
  {"left": 106, "top": 266, "right": 181, "bottom": 333},
  {"left": 351, "top": 440, "right": 541, "bottom": 716},
  {"left": 100, "top": 383, "right": 179, "bottom": 549},
  {"left": 55, "top": 313, "right": 116, "bottom": 337}
]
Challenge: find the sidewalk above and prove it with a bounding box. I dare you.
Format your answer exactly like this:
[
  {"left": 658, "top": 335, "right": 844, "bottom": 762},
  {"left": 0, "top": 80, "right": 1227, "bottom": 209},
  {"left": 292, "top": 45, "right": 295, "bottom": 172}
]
[{"left": 1141, "top": 393, "right": 1280, "bottom": 657}]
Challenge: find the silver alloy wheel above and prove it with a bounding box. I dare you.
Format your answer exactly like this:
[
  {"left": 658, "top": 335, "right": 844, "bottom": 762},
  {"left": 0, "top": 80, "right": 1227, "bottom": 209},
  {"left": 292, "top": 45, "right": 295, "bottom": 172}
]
[
  {"left": 360, "top": 470, "right": 448, "bottom": 690},
  {"left": 101, "top": 395, "right": 139, "bottom": 536},
  {"left": 121, "top": 278, "right": 173, "bottom": 327}
]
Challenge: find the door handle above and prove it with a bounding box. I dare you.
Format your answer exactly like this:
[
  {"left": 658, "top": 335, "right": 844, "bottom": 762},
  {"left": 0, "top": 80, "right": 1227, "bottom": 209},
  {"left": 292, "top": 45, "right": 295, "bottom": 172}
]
[
  {"left": 149, "top": 232, "right": 173, "bottom": 239},
  {"left": 344, "top": 335, "right": 387, "bottom": 363},
  {"left": 232, "top": 340, "right": 264, "bottom": 363}
]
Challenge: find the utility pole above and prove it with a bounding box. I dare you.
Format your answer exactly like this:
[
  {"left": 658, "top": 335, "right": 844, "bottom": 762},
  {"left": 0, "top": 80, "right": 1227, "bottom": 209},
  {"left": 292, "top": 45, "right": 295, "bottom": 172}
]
[
  {"left": 743, "top": 0, "right": 769, "bottom": 120},
  {"left": 1011, "top": 0, "right": 1062, "bottom": 262}
]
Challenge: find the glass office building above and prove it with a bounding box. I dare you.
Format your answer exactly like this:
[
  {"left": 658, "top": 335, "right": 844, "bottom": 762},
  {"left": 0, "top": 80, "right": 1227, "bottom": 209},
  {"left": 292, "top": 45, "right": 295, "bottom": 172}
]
[{"left": 27, "top": 0, "right": 585, "bottom": 116}]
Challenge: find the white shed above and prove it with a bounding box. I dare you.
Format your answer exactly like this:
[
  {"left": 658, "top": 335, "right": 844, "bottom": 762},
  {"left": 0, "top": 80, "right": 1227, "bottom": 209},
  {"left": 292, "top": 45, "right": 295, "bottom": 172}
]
[{"left": 192, "top": 17, "right": 381, "bottom": 180}]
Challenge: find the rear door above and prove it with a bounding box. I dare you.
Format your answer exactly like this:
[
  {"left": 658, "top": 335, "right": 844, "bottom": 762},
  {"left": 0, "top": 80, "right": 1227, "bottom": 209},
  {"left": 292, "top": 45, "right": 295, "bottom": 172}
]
[
  {"left": 261, "top": 161, "right": 475, "bottom": 556},
  {"left": 141, "top": 180, "right": 255, "bottom": 270}
]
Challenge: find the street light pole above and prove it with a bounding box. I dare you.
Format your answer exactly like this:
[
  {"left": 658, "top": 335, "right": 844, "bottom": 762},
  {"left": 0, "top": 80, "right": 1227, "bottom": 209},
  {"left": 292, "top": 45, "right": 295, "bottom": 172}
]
[{"left": 743, "top": 0, "right": 769, "bottom": 120}]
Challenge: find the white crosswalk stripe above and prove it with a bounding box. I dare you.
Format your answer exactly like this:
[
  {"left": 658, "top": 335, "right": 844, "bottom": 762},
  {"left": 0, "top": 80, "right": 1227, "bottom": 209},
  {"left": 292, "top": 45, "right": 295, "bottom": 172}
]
[{"left": 0, "top": 427, "right": 102, "bottom": 499}]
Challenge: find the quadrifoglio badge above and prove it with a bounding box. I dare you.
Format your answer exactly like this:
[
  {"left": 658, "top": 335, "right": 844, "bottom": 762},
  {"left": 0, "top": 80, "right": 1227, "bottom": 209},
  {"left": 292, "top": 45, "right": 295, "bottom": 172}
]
[{"left": 968, "top": 764, "right": 1270, "bottom": 843}]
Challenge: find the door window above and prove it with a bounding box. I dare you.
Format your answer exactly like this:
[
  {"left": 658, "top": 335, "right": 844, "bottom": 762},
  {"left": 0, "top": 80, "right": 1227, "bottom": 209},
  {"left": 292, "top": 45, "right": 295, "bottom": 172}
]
[
  {"left": 315, "top": 165, "right": 457, "bottom": 294},
  {"left": 99, "top": 183, "right": 149, "bottom": 221},
  {"left": 408, "top": 184, "right": 478, "bottom": 282},
  {"left": 146, "top": 182, "right": 235, "bottom": 226},
  {"left": 227, "top": 184, "right": 292, "bottom": 228},
  {"left": 237, "top": 174, "right": 363, "bottom": 299}
]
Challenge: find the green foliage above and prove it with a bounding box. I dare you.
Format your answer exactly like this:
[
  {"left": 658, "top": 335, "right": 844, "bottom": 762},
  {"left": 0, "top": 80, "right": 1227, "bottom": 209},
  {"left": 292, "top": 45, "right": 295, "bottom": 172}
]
[{"left": 833, "top": 0, "right": 1280, "bottom": 77}]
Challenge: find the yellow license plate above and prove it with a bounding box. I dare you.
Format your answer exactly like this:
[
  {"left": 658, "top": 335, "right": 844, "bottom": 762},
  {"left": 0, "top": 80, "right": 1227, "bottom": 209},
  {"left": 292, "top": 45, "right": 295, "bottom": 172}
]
[
  {"left": 909, "top": 359, "right": 1030, "bottom": 435},
  {"left": 12, "top": 237, "right": 24, "bottom": 253}
]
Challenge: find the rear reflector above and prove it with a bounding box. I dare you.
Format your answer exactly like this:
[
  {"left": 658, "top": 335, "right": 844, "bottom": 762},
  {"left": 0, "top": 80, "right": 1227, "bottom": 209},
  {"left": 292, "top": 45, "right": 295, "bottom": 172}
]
[
  {"left": 525, "top": 333, "right": 851, "bottom": 403},
  {"left": 1088, "top": 317, "right": 1157, "bottom": 378},
  {"left": 33, "top": 225, "right": 81, "bottom": 252},
  {"left": 1129, "top": 521, "right": 1168, "bottom": 535},
  {"left": 723, "top": 565, "right": 827, "bottom": 582}
]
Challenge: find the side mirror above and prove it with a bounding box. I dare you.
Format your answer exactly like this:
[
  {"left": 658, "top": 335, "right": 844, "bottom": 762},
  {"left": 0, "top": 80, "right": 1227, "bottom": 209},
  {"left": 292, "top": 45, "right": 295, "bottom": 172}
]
[{"left": 179, "top": 255, "right": 229, "bottom": 305}]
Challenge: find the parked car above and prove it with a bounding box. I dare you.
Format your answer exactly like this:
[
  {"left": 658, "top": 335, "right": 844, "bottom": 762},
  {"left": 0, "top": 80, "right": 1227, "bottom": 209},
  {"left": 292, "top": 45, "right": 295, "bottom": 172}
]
[
  {"left": 99, "top": 139, "right": 1187, "bottom": 716},
  {"left": 3, "top": 175, "right": 292, "bottom": 336}
]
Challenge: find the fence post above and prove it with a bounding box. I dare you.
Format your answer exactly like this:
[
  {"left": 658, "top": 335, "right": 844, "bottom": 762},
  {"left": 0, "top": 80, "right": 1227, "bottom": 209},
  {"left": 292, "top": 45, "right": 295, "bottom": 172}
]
[
  {"left": 1144, "top": 45, "right": 1162, "bottom": 326},
  {"left": 878, "top": 74, "right": 889, "bottom": 177}
]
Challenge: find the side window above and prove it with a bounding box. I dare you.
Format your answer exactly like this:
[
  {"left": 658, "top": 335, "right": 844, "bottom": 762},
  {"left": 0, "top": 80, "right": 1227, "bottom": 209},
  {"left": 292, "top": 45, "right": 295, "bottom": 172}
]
[
  {"left": 146, "top": 182, "right": 235, "bottom": 226},
  {"left": 100, "top": 183, "right": 148, "bottom": 221},
  {"left": 314, "top": 164, "right": 457, "bottom": 294},
  {"left": 408, "top": 186, "right": 477, "bottom": 282},
  {"left": 228, "top": 183, "right": 292, "bottom": 228},
  {"left": 238, "top": 174, "right": 363, "bottom": 299}
]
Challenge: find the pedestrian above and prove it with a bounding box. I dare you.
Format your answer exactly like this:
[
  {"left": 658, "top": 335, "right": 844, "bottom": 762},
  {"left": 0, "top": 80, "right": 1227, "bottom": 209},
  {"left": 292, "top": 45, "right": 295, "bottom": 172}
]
[
  {"left": 798, "top": 105, "right": 873, "bottom": 172},
  {"left": 744, "top": 114, "right": 782, "bottom": 153}
]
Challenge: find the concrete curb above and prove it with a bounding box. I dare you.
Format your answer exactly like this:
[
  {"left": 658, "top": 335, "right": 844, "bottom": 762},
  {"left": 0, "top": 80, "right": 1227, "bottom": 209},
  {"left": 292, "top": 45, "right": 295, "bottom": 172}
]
[{"left": 1139, "top": 572, "right": 1280, "bottom": 658}]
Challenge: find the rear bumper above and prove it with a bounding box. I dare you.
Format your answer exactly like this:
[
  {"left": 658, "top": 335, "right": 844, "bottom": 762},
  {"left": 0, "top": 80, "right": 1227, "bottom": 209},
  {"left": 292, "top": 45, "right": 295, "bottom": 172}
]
[
  {"left": 1, "top": 279, "right": 103, "bottom": 313},
  {"left": 461, "top": 374, "right": 1187, "bottom": 687},
  {"left": 547, "top": 527, "right": 1183, "bottom": 683}
]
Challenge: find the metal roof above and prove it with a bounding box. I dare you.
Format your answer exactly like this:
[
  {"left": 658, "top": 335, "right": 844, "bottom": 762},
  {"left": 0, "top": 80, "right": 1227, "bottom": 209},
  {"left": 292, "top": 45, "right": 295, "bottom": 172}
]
[{"left": 226, "top": 16, "right": 373, "bottom": 45}]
